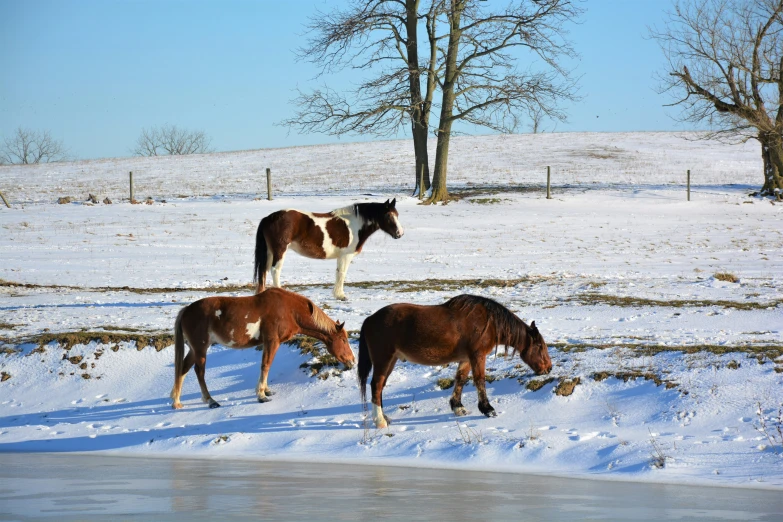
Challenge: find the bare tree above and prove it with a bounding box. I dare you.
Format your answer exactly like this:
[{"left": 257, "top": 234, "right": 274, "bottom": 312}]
[
  {"left": 528, "top": 105, "right": 547, "bottom": 134},
  {"left": 650, "top": 0, "right": 783, "bottom": 196},
  {"left": 0, "top": 127, "right": 69, "bottom": 165},
  {"left": 428, "top": 0, "right": 581, "bottom": 202},
  {"left": 283, "top": 0, "right": 443, "bottom": 194},
  {"left": 132, "top": 124, "right": 213, "bottom": 156}
]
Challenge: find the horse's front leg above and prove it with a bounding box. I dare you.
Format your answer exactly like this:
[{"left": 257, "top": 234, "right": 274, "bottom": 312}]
[
  {"left": 470, "top": 355, "right": 496, "bottom": 417},
  {"left": 256, "top": 338, "right": 280, "bottom": 403},
  {"left": 333, "top": 253, "right": 355, "bottom": 300},
  {"left": 449, "top": 361, "right": 471, "bottom": 417}
]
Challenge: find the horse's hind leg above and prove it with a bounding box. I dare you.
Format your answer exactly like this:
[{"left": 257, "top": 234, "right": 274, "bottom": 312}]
[
  {"left": 370, "top": 356, "right": 397, "bottom": 428},
  {"left": 193, "top": 344, "right": 220, "bottom": 408},
  {"left": 470, "top": 355, "right": 496, "bottom": 417},
  {"left": 449, "top": 361, "right": 471, "bottom": 417},
  {"left": 270, "top": 249, "right": 287, "bottom": 288},
  {"left": 170, "top": 348, "right": 195, "bottom": 407}
]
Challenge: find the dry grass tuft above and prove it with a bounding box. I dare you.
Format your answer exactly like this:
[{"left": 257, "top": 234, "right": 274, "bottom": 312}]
[
  {"left": 525, "top": 377, "right": 555, "bottom": 391},
  {"left": 554, "top": 377, "right": 581, "bottom": 396},
  {"left": 437, "top": 377, "right": 455, "bottom": 390},
  {"left": 714, "top": 272, "right": 739, "bottom": 283}
]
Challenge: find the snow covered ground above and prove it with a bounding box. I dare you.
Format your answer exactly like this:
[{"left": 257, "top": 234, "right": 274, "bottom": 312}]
[{"left": 1, "top": 132, "right": 782, "bottom": 489}]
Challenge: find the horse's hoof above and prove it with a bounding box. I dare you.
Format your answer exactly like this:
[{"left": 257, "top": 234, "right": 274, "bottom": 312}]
[
  {"left": 264, "top": 389, "right": 276, "bottom": 396},
  {"left": 483, "top": 409, "right": 497, "bottom": 418},
  {"left": 172, "top": 402, "right": 183, "bottom": 410},
  {"left": 453, "top": 406, "right": 469, "bottom": 416},
  {"left": 258, "top": 395, "right": 271, "bottom": 403},
  {"left": 209, "top": 401, "right": 221, "bottom": 409}
]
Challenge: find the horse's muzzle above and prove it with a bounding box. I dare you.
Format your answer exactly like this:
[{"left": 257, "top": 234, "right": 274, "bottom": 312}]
[
  {"left": 343, "top": 361, "right": 355, "bottom": 371},
  {"left": 394, "top": 231, "right": 404, "bottom": 239}
]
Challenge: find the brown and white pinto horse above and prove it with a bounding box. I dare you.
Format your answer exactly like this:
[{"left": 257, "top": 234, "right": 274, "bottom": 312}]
[
  {"left": 170, "top": 288, "right": 354, "bottom": 409},
  {"left": 253, "top": 199, "right": 404, "bottom": 300},
  {"left": 358, "top": 294, "right": 552, "bottom": 428}
]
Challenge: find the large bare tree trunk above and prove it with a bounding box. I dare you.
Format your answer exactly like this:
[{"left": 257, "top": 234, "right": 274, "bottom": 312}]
[
  {"left": 406, "top": 0, "right": 431, "bottom": 195},
  {"left": 428, "top": 0, "right": 463, "bottom": 204},
  {"left": 762, "top": 134, "right": 783, "bottom": 197}
]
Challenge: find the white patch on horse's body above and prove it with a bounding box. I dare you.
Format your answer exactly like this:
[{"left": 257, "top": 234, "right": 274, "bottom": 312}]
[
  {"left": 288, "top": 210, "right": 362, "bottom": 260},
  {"left": 246, "top": 319, "right": 262, "bottom": 340},
  {"left": 215, "top": 310, "right": 222, "bottom": 318},
  {"left": 372, "top": 403, "right": 387, "bottom": 429}
]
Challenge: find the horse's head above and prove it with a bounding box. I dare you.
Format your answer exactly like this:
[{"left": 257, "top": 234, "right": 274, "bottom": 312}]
[
  {"left": 378, "top": 198, "right": 404, "bottom": 239},
  {"left": 518, "top": 321, "right": 552, "bottom": 375},
  {"left": 326, "top": 321, "right": 355, "bottom": 370}
]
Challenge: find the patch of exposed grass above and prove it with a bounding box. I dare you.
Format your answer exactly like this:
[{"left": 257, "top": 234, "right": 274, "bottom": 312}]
[
  {"left": 592, "top": 370, "right": 669, "bottom": 387},
  {"left": 291, "top": 334, "right": 345, "bottom": 378},
  {"left": 714, "top": 272, "right": 739, "bottom": 283},
  {"left": 0, "top": 330, "right": 174, "bottom": 352},
  {"left": 525, "top": 377, "right": 555, "bottom": 391},
  {"left": 0, "top": 276, "right": 547, "bottom": 296},
  {"left": 467, "top": 197, "right": 508, "bottom": 205},
  {"left": 0, "top": 322, "right": 20, "bottom": 330},
  {"left": 573, "top": 292, "right": 781, "bottom": 311},
  {"left": 553, "top": 341, "right": 783, "bottom": 359},
  {"left": 554, "top": 377, "right": 581, "bottom": 396},
  {"left": 1, "top": 371, "right": 10, "bottom": 382},
  {"left": 437, "top": 377, "right": 455, "bottom": 390}
]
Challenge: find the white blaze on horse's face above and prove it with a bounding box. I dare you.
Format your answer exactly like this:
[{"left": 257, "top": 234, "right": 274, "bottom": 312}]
[
  {"left": 245, "top": 319, "right": 262, "bottom": 341},
  {"left": 391, "top": 213, "right": 404, "bottom": 238}
]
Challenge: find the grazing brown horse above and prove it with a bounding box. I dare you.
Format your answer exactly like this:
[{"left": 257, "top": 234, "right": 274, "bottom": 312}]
[
  {"left": 170, "top": 288, "right": 354, "bottom": 409},
  {"left": 253, "top": 199, "right": 404, "bottom": 300},
  {"left": 358, "top": 295, "right": 552, "bottom": 428}
]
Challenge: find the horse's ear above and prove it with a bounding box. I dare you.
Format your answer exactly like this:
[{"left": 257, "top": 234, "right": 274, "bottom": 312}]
[
  {"left": 336, "top": 321, "right": 345, "bottom": 331},
  {"left": 390, "top": 197, "right": 396, "bottom": 208},
  {"left": 384, "top": 198, "right": 390, "bottom": 206},
  {"left": 531, "top": 320, "right": 538, "bottom": 333}
]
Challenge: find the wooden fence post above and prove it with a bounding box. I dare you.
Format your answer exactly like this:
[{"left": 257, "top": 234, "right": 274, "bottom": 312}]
[
  {"left": 266, "top": 168, "right": 273, "bottom": 200},
  {"left": 129, "top": 171, "right": 134, "bottom": 202},
  {"left": 0, "top": 190, "right": 10, "bottom": 208},
  {"left": 546, "top": 166, "right": 551, "bottom": 199},
  {"left": 687, "top": 169, "right": 690, "bottom": 201}
]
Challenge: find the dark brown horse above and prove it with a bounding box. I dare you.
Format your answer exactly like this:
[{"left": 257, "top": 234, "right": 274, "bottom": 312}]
[
  {"left": 358, "top": 295, "right": 552, "bottom": 428},
  {"left": 171, "top": 288, "right": 354, "bottom": 409},
  {"left": 253, "top": 199, "right": 404, "bottom": 300}
]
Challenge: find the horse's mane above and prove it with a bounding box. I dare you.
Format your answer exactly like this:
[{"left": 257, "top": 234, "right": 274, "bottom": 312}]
[
  {"left": 330, "top": 202, "right": 391, "bottom": 226},
  {"left": 308, "top": 299, "right": 336, "bottom": 333},
  {"left": 444, "top": 294, "right": 528, "bottom": 352},
  {"left": 330, "top": 205, "right": 356, "bottom": 218}
]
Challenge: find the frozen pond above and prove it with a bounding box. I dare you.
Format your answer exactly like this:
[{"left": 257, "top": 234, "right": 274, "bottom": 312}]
[{"left": 0, "top": 453, "right": 781, "bottom": 521}]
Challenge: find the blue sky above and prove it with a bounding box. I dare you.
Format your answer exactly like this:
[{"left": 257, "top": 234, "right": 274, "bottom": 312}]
[{"left": 0, "top": 0, "right": 684, "bottom": 160}]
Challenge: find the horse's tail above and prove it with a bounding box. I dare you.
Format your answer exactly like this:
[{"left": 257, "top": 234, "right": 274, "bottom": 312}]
[
  {"left": 253, "top": 215, "right": 271, "bottom": 292},
  {"left": 173, "top": 306, "right": 187, "bottom": 389},
  {"left": 358, "top": 320, "right": 372, "bottom": 406}
]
